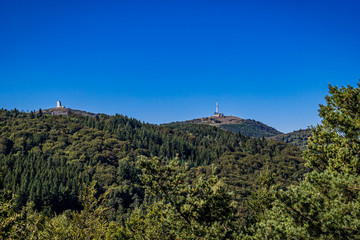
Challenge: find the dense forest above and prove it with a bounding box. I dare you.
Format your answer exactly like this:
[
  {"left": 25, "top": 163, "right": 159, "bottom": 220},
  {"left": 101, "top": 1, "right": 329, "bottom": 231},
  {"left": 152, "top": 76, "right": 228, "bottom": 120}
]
[
  {"left": 0, "top": 104, "right": 306, "bottom": 238},
  {"left": 2, "top": 83, "right": 359, "bottom": 239},
  {"left": 0, "top": 108, "right": 305, "bottom": 215}
]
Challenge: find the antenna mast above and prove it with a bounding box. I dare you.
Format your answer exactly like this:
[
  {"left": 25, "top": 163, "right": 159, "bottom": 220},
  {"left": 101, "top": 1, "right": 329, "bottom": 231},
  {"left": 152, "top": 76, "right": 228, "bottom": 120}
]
[{"left": 216, "top": 100, "right": 219, "bottom": 113}]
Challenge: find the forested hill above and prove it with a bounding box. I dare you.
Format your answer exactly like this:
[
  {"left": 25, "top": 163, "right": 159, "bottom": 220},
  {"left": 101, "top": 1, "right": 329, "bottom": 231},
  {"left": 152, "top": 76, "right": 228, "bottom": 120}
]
[
  {"left": 165, "top": 116, "right": 283, "bottom": 138},
  {"left": 0, "top": 108, "right": 306, "bottom": 223}
]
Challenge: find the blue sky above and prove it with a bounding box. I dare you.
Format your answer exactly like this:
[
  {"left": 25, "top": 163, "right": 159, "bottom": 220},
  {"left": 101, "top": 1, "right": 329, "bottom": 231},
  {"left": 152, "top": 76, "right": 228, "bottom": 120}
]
[{"left": 1, "top": 0, "right": 359, "bottom": 133}]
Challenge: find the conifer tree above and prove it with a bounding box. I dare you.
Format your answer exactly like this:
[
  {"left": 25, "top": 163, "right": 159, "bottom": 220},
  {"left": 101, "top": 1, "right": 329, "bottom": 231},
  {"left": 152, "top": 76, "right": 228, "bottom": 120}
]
[{"left": 250, "top": 83, "right": 360, "bottom": 239}]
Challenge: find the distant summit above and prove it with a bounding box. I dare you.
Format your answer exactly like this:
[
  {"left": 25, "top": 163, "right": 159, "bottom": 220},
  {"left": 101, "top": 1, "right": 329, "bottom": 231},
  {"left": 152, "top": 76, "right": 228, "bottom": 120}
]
[
  {"left": 167, "top": 116, "right": 282, "bottom": 138},
  {"left": 166, "top": 100, "right": 244, "bottom": 127},
  {"left": 165, "top": 101, "right": 283, "bottom": 138},
  {"left": 175, "top": 115, "right": 243, "bottom": 126},
  {"left": 40, "top": 101, "right": 100, "bottom": 117}
]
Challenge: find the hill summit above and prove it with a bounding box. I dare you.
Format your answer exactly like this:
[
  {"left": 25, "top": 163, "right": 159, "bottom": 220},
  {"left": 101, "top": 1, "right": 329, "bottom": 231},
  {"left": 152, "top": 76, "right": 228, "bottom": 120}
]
[
  {"left": 177, "top": 115, "right": 243, "bottom": 126},
  {"left": 165, "top": 100, "right": 283, "bottom": 138},
  {"left": 40, "top": 101, "right": 99, "bottom": 117},
  {"left": 166, "top": 115, "right": 283, "bottom": 138}
]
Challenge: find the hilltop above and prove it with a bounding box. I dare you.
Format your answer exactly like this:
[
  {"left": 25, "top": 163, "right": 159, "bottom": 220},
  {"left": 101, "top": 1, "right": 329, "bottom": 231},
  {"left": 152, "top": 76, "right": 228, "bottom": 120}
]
[
  {"left": 170, "top": 115, "right": 243, "bottom": 126},
  {"left": 165, "top": 115, "right": 283, "bottom": 138},
  {"left": 41, "top": 107, "right": 100, "bottom": 118}
]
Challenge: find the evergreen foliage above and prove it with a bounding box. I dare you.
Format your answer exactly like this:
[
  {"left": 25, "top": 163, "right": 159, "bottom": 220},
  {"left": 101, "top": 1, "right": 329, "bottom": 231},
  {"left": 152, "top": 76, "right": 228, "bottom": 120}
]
[
  {"left": 41, "top": 181, "right": 112, "bottom": 240},
  {"left": 122, "top": 157, "right": 238, "bottom": 239},
  {"left": 249, "top": 83, "right": 360, "bottom": 239},
  {"left": 190, "top": 140, "right": 307, "bottom": 225},
  {"left": 0, "top": 192, "right": 45, "bottom": 239}
]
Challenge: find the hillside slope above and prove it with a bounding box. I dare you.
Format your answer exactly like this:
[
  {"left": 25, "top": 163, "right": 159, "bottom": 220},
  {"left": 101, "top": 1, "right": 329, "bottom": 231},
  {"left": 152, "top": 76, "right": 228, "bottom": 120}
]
[{"left": 267, "top": 128, "right": 312, "bottom": 150}]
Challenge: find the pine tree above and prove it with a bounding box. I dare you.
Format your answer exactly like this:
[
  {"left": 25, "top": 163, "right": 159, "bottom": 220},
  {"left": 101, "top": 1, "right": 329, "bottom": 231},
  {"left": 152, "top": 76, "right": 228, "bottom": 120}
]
[{"left": 250, "top": 83, "right": 360, "bottom": 239}]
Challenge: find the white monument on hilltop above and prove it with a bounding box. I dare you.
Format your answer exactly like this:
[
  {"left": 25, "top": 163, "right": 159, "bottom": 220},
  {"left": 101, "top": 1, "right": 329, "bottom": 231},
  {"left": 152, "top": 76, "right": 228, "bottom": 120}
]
[
  {"left": 57, "top": 101, "right": 65, "bottom": 108},
  {"left": 214, "top": 100, "right": 224, "bottom": 117}
]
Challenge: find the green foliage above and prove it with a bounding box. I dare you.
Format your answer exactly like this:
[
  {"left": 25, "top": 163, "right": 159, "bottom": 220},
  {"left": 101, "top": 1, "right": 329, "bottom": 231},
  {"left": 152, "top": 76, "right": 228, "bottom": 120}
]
[
  {"left": 191, "top": 140, "right": 307, "bottom": 226},
  {"left": 305, "top": 84, "right": 360, "bottom": 174},
  {"left": 69, "top": 181, "right": 110, "bottom": 239},
  {"left": 0, "top": 192, "right": 45, "bottom": 239},
  {"left": 123, "top": 157, "right": 239, "bottom": 239},
  {"left": 245, "top": 171, "right": 276, "bottom": 225},
  {"left": 249, "top": 83, "right": 360, "bottom": 239},
  {"left": 249, "top": 170, "right": 360, "bottom": 239},
  {"left": 41, "top": 181, "right": 112, "bottom": 240},
  {"left": 41, "top": 214, "right": 72, "bottom": 240}
]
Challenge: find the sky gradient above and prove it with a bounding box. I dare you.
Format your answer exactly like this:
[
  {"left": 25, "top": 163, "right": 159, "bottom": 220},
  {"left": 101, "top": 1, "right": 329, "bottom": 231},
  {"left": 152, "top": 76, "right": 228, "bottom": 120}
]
[{"left": 1, "top": 0, "right": 359, "bottom": 133}]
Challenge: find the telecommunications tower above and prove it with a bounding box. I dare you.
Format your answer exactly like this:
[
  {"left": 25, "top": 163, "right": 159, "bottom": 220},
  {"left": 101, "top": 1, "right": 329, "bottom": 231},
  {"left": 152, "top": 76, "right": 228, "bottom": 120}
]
[{"left": 214, "top": 100, "right": 224, "bottom": 117}]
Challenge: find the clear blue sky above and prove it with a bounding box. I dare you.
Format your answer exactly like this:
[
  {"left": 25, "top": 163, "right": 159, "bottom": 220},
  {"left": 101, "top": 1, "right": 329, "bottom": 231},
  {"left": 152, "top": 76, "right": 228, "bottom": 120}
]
[{"left": 1, "top": 0, "right": 359, "bottom": 133}]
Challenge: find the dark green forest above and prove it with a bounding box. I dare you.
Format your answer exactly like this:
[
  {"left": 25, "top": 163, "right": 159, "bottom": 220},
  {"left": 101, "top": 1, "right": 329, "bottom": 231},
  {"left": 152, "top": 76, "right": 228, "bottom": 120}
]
[
  {"left": 0, "top": 105, "right": 306, "bottom": 238},
  {"left": 1, "top": 83, "right": 359, "bottom": 239},
  {"left": 0, "top": 108, "right": 304, "bottom": 214}
]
